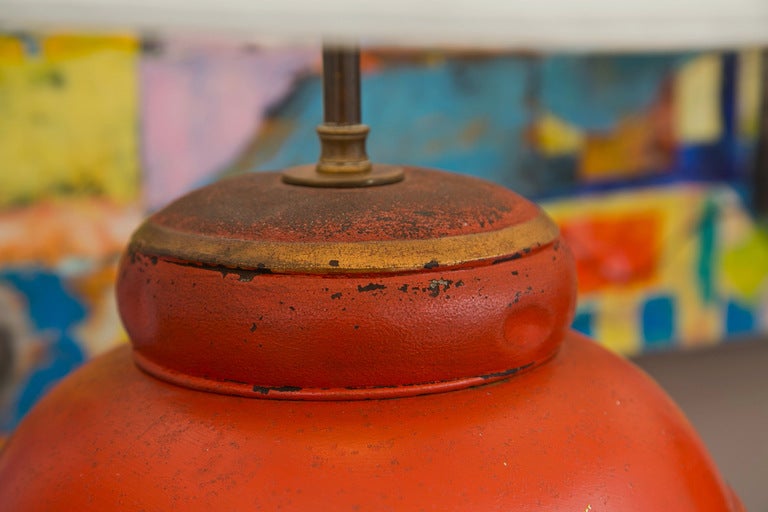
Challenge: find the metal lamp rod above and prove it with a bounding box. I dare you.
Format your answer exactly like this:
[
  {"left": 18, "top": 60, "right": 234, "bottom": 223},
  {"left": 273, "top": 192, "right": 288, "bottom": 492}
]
[
  {"left": 282, "top": 45, "right": 402, "bottom": 186},
  {"left": 322, "top": 47, "right": 362, "bottom": 125}
]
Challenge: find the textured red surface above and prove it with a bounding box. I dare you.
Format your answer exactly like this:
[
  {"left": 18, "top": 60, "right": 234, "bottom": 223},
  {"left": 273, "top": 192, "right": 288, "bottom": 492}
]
[
  {"left": 147, "top": 168, "right": 540, "bottom": 243},
  {"left": 0, "top": 335, "right": 742, "bottom": 511},
  {"left": 117, "top": 242, "right": 575, "bottom": 397}
]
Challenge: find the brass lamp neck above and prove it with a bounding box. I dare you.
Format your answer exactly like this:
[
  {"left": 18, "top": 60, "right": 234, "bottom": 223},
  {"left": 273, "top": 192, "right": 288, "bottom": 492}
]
[{"left": 282, "top": 46, "right": 403, "bottom": 187}]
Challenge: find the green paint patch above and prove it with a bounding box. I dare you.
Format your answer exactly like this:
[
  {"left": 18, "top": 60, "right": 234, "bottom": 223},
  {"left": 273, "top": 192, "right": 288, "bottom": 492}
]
[{"left": 697, "top": 199, "right": 717, "bottom": 303}]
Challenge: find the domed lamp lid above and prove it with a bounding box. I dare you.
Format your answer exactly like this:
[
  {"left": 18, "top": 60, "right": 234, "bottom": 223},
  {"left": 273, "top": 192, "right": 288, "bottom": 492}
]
[{"left": 117, "top": 48, "right": 576, "bottom": 400}]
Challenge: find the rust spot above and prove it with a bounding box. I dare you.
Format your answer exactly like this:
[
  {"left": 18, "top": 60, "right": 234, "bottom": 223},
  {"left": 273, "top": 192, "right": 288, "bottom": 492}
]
[
  {"left": 398, "top": 284, "right": 409, "bottom": 293},
  {"left": 223, "top": 378, "right": 249, "bottom": 385},
  {"left": 168, "top": 261, "right": 272, "bottom": 282},
  {"left": 250, "top": 323, "right": 257, "bottom": 332},
  {"left": 150, "top": 256, "right": 158, "bottom": 265},
  {"left": 455, "top": 280, "right": 464, "bottom": 287},
  {"left": 424, "top": 259, "right": 439, "bottom": 269},
  {"left": 357, "top": 283, "right": 386, "bottom": 292},
  {"left": 331, "top": 292, "right": 342, "bottom": 299},
  {"left": 480, "top": 362, "right": 535, "bottom": 380},
  {"left": 252, "top": 384, "right": 302, "bottom": 394},
  {"left": 493, "top": 252, "right": 523, "bottom": 265},
  {"left": 329, "top": 259, "right": 340, "bottom": 267},
  {"left": 428, "top": 279, "right": 453, "bottom": 297}
]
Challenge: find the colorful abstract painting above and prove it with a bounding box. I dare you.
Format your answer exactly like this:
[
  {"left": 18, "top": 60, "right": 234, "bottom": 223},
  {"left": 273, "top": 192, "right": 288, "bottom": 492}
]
[
  {"left": 0, "top": 34, "right": 141, "bottom": 433},
  {"left": 0, "top": 33, "right": 765, "bottom": 436},
  {"left": 545, "top": 185, "right": 768, "bottom": 355}
]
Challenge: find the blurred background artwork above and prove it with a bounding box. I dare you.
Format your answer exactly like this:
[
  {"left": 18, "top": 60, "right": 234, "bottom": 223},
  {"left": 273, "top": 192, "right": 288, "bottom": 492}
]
[{"left": 0, "top": 32, "right": 766, "bottom": 435}]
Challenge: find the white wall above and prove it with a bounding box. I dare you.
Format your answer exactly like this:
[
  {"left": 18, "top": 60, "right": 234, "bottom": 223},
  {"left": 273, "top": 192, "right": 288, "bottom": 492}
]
[{"left": 2, "top": 0, "right": 768, "bottom": 51}]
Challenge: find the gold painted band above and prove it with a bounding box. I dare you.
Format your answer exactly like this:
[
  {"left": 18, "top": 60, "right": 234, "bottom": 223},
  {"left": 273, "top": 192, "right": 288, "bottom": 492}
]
[{"left": 129, "top": 212, "right": 559, "bottom": 274}]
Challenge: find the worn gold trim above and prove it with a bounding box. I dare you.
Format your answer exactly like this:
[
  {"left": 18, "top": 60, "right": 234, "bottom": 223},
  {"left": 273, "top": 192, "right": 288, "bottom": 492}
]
[{"left": 130, "top": 212, "right": 559, "bottom": 274}]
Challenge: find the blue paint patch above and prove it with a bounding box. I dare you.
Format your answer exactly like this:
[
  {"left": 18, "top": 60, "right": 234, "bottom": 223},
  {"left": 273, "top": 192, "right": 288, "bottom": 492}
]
[
  {"left": 642, "top": 296, "right": 675, "bottom": 349},
  {"left": 1, "top": 270, "right": 87, "bottom": 331},
  {"left": 252, "top": 57, "right": 531, "bottom": 185},
  {"left": 540, "top": 54, "right": 689, "bottom": 131},
  {"left": 512, "top": 153, "right": 579, "bottom": 198},
  {"left": 0, "top": 269, "right": 87, "bottom": 431},
  {"left": 18, "top": 34, "right": 43, "bottom": 57},
  {"left": 719, "top": 53, "right": 739, "bottom": 179},
  {"left": 725, "top": 300, "right": 755, "bottom": 336},
  {"left": 571, "top": 310, "right": 594, "bottom": 337}
]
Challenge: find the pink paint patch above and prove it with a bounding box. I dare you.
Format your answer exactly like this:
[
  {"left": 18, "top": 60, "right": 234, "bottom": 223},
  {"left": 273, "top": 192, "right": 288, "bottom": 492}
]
[{"left": 141, "top": 42, "right": 315, "bottom": 209}]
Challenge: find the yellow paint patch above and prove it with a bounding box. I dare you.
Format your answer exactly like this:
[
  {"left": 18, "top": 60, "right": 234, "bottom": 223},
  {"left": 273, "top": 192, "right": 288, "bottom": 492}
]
[
  {"left": 737, "top": 49, "right": 763, "bottom": 139},
  {"left": 592, "top": 294, "right": 641, "bottom": 355},
  {"left": 580, "top": 115, "right": 674, "bottom": 181},
  {"left": 0, "top": 34, "right": 139, "bottom": 206},
  {"left": 673, "top": 55, "right": 722, "bottom": 143},
  {"left": 42, "top": 33, "right": 136, "bottom": 61},
  {"left": 0, "top": 36, "right": 24, "bottom": 62},
  {"left": 722, "top": 229, "right": 768, "bottom": 301},
  {"left": 71, "top": 263, "right": 130, "bottom": 357},
  {"left": 531, "top": 112, "right": 585, "bottom": 156}
]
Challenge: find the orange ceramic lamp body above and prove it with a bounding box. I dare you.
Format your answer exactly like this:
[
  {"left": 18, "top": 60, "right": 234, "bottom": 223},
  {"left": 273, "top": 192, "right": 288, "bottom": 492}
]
[{"left": 0, "top": 167, "right": 743, "bottom": 511}]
